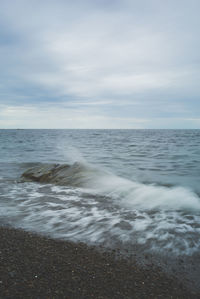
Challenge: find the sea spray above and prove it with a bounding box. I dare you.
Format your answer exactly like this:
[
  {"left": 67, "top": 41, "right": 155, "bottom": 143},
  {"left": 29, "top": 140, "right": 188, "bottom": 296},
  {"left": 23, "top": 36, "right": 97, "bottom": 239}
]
[
  {"left": 1, "top": 129, "right": 200, "bottom": 257},
  {"left": 23, "top": 161, "right": 200, "bottom": 212},
  {"left": 57, "top": 143, "right": 87, "bottom": 164},
  {"left": 17, "top": 161, "right": 200, "bottom": 255}
]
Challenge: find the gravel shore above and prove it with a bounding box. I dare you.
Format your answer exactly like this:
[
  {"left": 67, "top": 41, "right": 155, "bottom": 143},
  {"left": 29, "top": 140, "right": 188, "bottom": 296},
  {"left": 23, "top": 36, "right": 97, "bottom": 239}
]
[{"left": 0, "top": 226, "right": 198, "bottom": 298}]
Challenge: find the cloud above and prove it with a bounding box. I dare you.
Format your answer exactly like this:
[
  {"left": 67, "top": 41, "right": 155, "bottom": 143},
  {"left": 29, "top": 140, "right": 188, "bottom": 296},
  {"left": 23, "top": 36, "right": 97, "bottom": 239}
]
[
  {"left": 0, "top": 0, "right": 200, "bottom": 128},
  {"left": 0, "top": 103, "right": 149, "bottom": 129}
]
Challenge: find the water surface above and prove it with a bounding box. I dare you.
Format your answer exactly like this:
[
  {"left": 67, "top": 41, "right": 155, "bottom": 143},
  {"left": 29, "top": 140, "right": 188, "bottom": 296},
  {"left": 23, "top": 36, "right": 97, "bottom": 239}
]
[{"left": 0, "top": 129, "right": 200, "bottom": 257}]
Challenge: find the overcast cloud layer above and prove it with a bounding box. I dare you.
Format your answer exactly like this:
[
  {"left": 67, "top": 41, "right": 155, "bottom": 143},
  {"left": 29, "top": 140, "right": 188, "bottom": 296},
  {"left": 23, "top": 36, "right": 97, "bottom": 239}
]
[{"left": 0, "top": 0, "right": 200, "bottom": 128}]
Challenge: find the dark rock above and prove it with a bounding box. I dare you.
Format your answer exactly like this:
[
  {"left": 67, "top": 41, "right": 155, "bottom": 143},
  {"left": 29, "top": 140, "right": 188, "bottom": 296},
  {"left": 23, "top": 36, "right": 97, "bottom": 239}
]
[{"left": 21, "top": 162, "right": 95, "bottom": 187}]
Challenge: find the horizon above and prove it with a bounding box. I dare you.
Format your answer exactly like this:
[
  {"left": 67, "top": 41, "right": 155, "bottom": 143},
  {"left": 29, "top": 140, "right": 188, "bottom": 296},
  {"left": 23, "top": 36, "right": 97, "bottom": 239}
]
[
  {"left": 0, "top": 0, "right": 200, "bottom": 129},
  {"left": 1, "top": 128, "right": 200, "bottom": 130}
]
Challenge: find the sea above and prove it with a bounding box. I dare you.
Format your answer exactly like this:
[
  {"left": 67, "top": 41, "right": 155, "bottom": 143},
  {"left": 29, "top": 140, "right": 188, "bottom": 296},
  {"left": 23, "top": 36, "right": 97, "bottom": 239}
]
[{"left": 0, "top": 129, "right": 200, "bottom": 287}]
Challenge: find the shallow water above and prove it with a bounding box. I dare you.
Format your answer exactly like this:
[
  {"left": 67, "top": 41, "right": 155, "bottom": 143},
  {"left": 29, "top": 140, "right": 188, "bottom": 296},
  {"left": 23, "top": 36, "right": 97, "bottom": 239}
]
[{"left": 0, "top": 129, "right": 200, "bottom": 257}]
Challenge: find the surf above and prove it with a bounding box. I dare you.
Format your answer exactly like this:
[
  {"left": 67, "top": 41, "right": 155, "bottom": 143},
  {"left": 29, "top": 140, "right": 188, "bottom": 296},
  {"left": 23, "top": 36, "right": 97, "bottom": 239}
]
[{"left": 21, "top": 161, "right": 200, "bottom": 212}]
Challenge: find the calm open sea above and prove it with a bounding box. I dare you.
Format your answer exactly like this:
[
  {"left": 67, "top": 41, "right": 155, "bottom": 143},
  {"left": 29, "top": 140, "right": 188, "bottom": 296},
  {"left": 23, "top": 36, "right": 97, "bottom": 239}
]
[{"left": 0, "top": 129, "right": 200, "bottom": 258}]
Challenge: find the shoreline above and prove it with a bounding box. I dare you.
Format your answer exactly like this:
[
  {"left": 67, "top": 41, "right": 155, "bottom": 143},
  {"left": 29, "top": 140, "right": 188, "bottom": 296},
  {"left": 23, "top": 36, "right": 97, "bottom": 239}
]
[{"left": 0, "top": 226, "right": 197, "bottom": 298}]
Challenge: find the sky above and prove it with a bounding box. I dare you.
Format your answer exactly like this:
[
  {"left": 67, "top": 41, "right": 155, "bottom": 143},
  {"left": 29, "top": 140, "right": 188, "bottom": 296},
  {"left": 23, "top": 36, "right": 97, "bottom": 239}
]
[{"left": 0, "top": 0, "right": 200, "bottom": 129}]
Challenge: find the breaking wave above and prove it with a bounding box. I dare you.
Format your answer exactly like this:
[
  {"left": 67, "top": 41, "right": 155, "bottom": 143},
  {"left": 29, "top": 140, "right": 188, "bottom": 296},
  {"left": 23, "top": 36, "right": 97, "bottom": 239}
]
[
  {"left": 1, "top": 161, "right": 200, "bottom": 256},
  {"left": 78, "top": 162, "right": 200, "bottom": 212}
]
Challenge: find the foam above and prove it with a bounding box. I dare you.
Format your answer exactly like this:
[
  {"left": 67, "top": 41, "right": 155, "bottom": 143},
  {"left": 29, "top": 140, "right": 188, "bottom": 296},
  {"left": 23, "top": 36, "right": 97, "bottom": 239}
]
[
  {"left": 1, "top": 162, "right": 200, "bottom": 255},
  {"left": 71, "top": 162, "right": 200, "bottom": 212}
]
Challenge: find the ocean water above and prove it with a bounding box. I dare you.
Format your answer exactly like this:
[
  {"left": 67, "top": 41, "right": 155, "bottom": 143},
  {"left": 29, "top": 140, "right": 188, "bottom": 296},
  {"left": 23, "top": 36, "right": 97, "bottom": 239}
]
[{"left": 0, "top": 129, "right": 200, "bottom": 258}]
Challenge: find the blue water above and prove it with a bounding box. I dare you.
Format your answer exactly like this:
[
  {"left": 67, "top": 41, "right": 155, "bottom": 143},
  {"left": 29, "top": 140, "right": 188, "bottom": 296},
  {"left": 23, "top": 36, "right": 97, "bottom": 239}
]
[{"left": 0, "top": 129, "right": 200, "bottom": 256}]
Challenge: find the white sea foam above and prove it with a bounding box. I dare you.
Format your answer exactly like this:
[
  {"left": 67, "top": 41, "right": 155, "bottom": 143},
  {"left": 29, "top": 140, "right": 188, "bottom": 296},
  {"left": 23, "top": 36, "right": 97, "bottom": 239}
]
[
  {"left": 0, "top": 162, "right": 200, "bottom": 255},
  {"left": 63, "top": 162, "right": 200, "bottom": 212}
]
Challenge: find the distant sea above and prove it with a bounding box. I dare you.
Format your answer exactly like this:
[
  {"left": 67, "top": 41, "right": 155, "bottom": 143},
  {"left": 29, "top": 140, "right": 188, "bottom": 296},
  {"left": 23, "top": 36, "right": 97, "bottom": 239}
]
[{"left": 0, "top": 129, "right": 200, "bottom": 259}]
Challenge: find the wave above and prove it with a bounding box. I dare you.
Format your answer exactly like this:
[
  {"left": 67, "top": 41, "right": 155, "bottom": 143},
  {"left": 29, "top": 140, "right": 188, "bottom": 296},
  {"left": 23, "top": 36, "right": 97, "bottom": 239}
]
[
  {"left": 94, "top": 174, "right": 200, "bottom": 212},
  {"left": 21, "top": 161, "right": 200, "bottom": 212},
  {"left": 0, "top": 160, "right": 199, "bottom": 256}
]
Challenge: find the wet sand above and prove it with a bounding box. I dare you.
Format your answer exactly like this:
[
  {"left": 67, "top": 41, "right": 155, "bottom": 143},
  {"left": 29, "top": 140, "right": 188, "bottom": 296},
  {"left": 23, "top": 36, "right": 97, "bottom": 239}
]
[{"left": 0, "top": 226, "right": 198, "bottom": 298}]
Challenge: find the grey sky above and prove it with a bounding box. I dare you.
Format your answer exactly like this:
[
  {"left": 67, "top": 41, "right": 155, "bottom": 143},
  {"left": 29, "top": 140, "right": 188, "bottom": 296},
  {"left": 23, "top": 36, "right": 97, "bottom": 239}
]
[{"left": 0, "top": 0, "right": 200, "bottom": 128}]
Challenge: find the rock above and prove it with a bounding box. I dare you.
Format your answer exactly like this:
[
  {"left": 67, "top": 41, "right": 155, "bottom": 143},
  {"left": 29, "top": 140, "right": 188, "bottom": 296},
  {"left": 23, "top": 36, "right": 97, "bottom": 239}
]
[{"left": 21, "top": 162, "right": 95, "bottom": 187}]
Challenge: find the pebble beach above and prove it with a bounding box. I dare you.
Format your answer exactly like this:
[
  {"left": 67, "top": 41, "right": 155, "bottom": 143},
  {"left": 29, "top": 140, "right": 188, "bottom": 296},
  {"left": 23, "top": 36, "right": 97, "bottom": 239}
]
[{"left": 0, "top": 226, "right": 197, "bottom": 298}]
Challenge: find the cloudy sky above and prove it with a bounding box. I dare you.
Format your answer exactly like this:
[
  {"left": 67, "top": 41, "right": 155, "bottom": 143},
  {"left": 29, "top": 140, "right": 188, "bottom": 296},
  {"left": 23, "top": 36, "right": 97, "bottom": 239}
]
[{"left": 0, "top": 0, "right": 200, "bottom": 128}]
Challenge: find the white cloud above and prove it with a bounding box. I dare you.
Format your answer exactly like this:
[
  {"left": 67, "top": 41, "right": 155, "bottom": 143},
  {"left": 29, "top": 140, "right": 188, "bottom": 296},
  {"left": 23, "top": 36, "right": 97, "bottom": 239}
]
[
  {"left": 0, "top": 0, "right": 200, "bottom": 128},
  {"left": 0, "top": 104, "right": 149, "bottom": 129}
]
